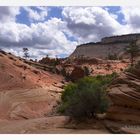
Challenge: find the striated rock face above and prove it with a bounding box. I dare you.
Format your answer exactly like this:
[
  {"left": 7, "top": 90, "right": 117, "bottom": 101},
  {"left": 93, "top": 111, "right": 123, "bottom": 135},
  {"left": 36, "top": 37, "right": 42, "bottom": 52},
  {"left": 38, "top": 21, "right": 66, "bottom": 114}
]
[
  {"left": 0, "top": 87, "right": 62, "bottom": 120},
  {"left": 70, "top": 33, "right": 140, "bottom": 59},
  {"left": 107, "top": 63, "right": 140, "bottom": 123}
]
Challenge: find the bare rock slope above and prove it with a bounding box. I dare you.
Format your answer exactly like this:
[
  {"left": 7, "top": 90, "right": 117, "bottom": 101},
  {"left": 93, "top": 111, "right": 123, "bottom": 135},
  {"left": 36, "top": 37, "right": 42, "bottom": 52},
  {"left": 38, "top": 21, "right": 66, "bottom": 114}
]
[
  {"left": 0, "top": 51, "right": 63, "bottom": 90},
  {"left": 0, "top": 50, "right": 64, "bottom": 120}
]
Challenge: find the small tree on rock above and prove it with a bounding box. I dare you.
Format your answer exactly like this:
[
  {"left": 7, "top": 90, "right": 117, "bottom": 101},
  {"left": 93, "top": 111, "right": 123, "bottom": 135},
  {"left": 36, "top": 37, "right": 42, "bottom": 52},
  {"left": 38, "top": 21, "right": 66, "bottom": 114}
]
[
  {"left": 83, "top": 66, "right": 90, "bottom": 76},
  {"left": 58, "top": 75, "right": 114, "bottom": 120},
  {"left": 125, "top": 40, "right": 140, "bottom": 66},
  {"left": 23, "top": 48, "right": 29, "bottom": 59}
]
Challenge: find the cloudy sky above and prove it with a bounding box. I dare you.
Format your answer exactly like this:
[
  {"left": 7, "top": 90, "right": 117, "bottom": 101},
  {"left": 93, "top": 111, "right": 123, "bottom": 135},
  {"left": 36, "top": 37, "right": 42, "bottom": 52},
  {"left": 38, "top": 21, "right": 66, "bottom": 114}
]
[{"left": 0, "top": 6, "right": 140, "bottom": 59}]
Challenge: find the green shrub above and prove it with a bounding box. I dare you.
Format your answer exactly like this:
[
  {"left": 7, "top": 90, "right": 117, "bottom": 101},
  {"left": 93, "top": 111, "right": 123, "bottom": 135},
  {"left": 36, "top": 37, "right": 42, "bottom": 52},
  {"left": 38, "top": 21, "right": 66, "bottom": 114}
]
[
  {"left": 107, "top": 53, "right": 118, "bottom": 60},
  {"left": 58, "top": 74, "right": 116, "bottom": 120},
  {"left": 83, "top": 66, "right": 90, "bottom": 76}
]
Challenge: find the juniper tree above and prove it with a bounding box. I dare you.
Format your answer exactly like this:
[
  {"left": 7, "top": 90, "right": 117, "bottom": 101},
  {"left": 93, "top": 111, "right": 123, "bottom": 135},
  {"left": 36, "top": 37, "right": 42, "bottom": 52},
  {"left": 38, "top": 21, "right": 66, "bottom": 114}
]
[{"left": 23, "top": 48, "right": 29, "bottom": 59}]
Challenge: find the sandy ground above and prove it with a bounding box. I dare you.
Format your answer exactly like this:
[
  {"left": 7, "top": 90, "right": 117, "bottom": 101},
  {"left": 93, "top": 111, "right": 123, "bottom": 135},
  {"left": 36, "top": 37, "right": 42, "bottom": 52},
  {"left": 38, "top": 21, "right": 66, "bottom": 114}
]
[{"left": 0, "top": 116, "right": 110, "bottom": 134}]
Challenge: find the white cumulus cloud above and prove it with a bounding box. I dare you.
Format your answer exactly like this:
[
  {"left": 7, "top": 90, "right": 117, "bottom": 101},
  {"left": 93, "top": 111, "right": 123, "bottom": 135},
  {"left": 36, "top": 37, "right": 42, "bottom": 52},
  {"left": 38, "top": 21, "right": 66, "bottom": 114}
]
[
  {"left": 23, "top": 7, "right": 48, "bottom": 22},
  {"left": 0, "top": 15, "right": 77, "bottom": 59},
  {"left": 0, "top": 6, "right": 140, "bottom": 59},
  {"left": 0, "top": 6, "right": 20, "bottom": 22},
  {"left": 62, "top": 7, "right": 123, "bottom": 43},
  {"left": 120, "top": 7, "right": 140, "bottom": 31}
]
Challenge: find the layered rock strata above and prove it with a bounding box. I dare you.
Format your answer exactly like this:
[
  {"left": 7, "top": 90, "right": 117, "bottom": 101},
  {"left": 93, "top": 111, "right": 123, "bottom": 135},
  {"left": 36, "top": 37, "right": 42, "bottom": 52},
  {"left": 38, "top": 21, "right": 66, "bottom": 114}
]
[{"left": 107, "top": 65, "right": 140, "bottom": 123}]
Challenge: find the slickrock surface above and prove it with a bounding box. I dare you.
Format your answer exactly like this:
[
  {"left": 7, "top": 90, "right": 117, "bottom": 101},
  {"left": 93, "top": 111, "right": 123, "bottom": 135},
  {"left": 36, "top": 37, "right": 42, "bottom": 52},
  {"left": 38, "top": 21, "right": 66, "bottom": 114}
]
[
  {"left": 0, "top": 116, "right": 110, "bottom": 134},
  {"left": 0, "top": 87, "right": 63, "bottom": 120},
  {"left": 0, "top": 51, "right": 64, "bottom": 120},
  {"left": 107, "top": 64, "right": 140, "bottom": 123}
]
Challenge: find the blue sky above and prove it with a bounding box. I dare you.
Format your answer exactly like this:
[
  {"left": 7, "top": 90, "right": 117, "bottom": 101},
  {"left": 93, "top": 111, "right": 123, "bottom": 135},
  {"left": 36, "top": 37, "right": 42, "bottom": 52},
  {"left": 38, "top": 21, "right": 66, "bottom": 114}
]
[
  {"left": 0, "top": 6, "right": 140, "bottom": 59},
  {"left": 103, "top": 6, "right": 125, "bottom": 24},
  {"left": 17, "top": 6, "right": 124, "bottom": 25},
  {"left": 16, "top": 7, "right": 63, "bottom": 25},
  {"left": 16, "top": 6, "right": 125, "bottom": 25}
]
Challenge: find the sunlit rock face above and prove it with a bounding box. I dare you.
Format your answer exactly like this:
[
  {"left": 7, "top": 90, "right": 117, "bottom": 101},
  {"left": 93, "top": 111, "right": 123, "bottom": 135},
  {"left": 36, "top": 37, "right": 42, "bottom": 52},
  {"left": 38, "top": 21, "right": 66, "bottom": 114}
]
[{"left": 70, "top": 33, "right": 140, "bottom": 60}]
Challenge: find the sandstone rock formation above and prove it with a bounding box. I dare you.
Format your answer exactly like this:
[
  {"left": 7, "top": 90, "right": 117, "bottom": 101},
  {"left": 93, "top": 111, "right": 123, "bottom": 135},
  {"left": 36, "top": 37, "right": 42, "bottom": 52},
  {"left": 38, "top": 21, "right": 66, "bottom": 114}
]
[
  {"left": 70, "top": 33, "right": 140, "bottom": 59},
  {"left": 0, "top": 50, "right": 63, "bottom": 90},
  {"left": 106, "top": 62, "right": 140, "bottom": 123},
  {"left": 0, "top": 50, "right": 64, "bottom": 120},
  {"left": 69, "top": 66, "right": 85, "bottom": 81}
]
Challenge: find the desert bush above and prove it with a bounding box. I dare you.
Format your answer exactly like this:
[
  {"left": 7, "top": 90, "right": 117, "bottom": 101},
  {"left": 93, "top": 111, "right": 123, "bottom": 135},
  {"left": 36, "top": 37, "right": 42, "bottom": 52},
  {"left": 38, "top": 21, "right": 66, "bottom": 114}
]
[
  {"left": 83, "top": 66, "right": 90, "bottom": 76},
  {"left": 120, "top": 68, "right": 123, "bottom": 71},
  {"left": 118, "top": 56, "right": 123, "bottom": 60},
  {"left": 39, "top": 56, "right": 60, "bottom": 66},
  {"left": 30, "top": 59, "right": 34, "bottom": 62},
  {"left": 106, "top": 63, "right": 111, "bottom": 70},
  {"left": 58, "top": 74, "right": 116, "bottom": 120},
  {"left": 107, "top": 53, "right": 118, "bottom": 60},
  {"left": 0, "top": 49, "right": 7, "bottom": 55},
  {"left": 61, "top": 67, "right": 67, "bottom": 77},
  {"left": 9, "top": 56, "right": 16, "bottom": 61},
  {"left": 125, "top": 60, "right": 140, "bottom": 77}
]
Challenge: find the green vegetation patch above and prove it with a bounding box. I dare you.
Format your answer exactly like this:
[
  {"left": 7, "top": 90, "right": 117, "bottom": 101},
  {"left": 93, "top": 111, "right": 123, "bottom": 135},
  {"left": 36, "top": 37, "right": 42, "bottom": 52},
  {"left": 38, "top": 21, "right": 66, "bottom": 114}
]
[{"left": 58, "top": 73, "right": 117, "bottom": 120}]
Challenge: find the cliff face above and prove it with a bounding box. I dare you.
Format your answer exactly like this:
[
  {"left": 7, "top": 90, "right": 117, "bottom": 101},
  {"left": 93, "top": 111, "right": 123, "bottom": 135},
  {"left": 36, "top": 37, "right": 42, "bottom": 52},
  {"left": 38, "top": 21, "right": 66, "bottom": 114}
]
[
  {"left": 106, "top": 62, "right": 140, "bottom": 123},
  {"left": 70, "top": 43, "right": 128, "bottom": 59},
  {"left": 70, "top": 33, "right": 140, "bottom": 59}
]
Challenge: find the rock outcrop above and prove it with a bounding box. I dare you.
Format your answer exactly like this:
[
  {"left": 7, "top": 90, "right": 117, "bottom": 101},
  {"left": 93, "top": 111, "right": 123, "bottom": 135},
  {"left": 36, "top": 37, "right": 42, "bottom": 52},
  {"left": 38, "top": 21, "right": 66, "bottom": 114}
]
[
  {"left": 0, "top": 50, "right": 63, "bottom": 91},
  {"left": 106, "top": 62, "right": 140, "bottom": 123},
  {"left": 70, "top": 33, "right": 140, "bottom": 59},
  {"left": 69, "top": 66, "right": 85, "bottom": 81}
]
